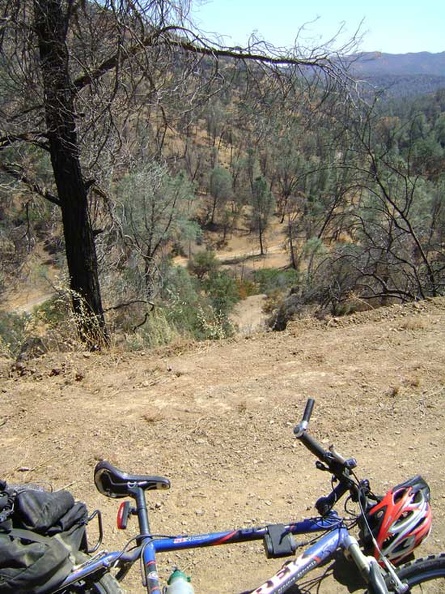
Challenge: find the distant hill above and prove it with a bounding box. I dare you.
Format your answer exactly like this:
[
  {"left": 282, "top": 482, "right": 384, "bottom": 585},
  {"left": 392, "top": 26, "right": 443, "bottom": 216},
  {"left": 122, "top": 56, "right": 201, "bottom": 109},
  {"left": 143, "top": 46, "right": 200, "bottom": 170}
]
[
  {"left": 350, "top": 51, "right": 445, "bottom": 77},
  {"left": 346, "top": 51, "right": 445, "bottom": 99}
]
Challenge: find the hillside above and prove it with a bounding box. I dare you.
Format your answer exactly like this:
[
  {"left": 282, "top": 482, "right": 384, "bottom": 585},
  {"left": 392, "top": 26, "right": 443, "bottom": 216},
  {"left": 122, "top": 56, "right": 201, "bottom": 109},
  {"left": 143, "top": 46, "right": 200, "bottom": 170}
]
[
  {"left": 348, "top": 51, "right": 445, "bottom": 98},
  {"left": 1, "top": 296, "right": 445, "bottom": 592},
  {"left": 351, "top": 51, "right": 445, "bottom": 77}
]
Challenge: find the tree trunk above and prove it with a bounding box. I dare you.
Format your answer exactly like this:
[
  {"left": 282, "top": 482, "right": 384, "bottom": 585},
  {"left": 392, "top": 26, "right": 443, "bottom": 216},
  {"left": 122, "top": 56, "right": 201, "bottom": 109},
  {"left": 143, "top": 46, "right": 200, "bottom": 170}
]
[
  {"left": 34, "top": 0, "right": 107, "bottom": 348},
  {"left": 287, "top": 218, "right": 298, "bottom": 270},
  {"left": 258, "top": 220, "right": 265, "bottom": 255}
]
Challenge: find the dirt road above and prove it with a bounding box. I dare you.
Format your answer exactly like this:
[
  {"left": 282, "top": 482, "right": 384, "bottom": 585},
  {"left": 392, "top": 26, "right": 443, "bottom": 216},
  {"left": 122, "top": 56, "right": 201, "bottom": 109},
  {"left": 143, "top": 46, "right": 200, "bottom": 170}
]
[{"left": 1, "top": 297, "right": 445, "bottom": 592}]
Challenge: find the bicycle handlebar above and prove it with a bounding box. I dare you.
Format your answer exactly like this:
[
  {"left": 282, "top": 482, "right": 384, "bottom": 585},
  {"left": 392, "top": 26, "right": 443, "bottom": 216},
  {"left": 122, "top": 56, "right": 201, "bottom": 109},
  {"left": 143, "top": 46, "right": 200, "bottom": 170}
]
[
  {"left": 302, "top": 397, "right": 315, "bottom": 424},
  {"left": 294, "top": 398, "right": 357, "bottom": 482},
  {"left": 293, "top": 399, "right": 361, "bottom": 515},
  {"left": 294, "top": 398, "right": 328, "bottom": 460}
]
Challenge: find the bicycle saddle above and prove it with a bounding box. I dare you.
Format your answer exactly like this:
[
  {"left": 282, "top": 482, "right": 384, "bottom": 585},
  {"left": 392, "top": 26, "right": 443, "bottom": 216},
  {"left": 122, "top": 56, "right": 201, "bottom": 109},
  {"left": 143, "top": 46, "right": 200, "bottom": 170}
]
[{"left": 94, "top": 460, "right": 171, "bottom": 498}]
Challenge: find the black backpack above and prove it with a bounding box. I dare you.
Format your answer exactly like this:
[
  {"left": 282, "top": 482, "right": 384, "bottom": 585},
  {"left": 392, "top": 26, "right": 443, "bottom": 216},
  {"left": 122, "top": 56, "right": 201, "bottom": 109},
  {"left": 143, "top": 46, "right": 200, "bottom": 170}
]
[{"left": 0, "top": 480, "right": 88, "bottom": 594}]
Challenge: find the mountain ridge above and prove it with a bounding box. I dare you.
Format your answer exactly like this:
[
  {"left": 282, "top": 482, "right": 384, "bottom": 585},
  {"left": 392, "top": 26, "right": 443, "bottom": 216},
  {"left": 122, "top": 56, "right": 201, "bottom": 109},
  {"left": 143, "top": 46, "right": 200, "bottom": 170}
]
[
  {"left": 344, "top": 51, "right": 445, "bottom": 99},
  {"left": 351, "top": 50, "right": 445, "bottom": 77}
]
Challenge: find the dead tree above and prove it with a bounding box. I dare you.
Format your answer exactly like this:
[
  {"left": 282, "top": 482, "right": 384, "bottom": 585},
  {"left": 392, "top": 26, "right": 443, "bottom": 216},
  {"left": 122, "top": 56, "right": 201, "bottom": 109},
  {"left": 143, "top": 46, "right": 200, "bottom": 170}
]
[{"left": 0, "top": 0, "right": 359, "bottom": 346}]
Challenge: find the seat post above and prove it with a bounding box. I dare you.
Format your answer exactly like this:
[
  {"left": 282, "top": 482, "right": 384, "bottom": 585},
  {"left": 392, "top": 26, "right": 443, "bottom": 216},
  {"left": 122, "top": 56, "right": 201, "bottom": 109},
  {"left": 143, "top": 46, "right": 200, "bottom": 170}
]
[{"left": 129, "top": 484, "right": 151, "bottom": 536}]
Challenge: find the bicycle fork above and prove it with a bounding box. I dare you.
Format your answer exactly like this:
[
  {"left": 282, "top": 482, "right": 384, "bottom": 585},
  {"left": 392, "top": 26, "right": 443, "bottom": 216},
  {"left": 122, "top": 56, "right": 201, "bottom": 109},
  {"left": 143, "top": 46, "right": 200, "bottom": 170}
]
[{"left": 344, "top": 535, "right": 409, "bottom": 594}]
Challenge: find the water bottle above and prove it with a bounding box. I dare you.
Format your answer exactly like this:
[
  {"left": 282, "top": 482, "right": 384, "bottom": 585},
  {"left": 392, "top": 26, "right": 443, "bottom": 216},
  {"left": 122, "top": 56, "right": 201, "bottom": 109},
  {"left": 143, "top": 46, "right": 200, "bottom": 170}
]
[{"left": 164, "top": 568, "right": 195, "bottom": 593}]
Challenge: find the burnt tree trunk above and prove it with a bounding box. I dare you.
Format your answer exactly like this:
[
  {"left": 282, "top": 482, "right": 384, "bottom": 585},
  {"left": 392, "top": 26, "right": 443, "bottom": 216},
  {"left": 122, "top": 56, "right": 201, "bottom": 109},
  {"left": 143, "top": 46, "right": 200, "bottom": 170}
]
[{"left": 34, "top": 0, "right": 107, "bottom": 348}]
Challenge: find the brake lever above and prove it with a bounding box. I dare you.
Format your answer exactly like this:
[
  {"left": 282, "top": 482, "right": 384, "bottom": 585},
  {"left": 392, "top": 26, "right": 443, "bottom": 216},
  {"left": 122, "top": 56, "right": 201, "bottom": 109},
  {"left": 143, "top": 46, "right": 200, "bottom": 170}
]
[{"left": 315, "top": 461, "right": 330, "bottom": 472}]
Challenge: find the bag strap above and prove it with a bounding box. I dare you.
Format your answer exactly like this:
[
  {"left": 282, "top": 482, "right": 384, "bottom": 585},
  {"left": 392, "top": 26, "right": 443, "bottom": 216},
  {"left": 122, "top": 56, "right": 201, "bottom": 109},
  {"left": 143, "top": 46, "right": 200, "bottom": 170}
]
[
  {"left": 0, "top": 488, "right": 15, "bottom": 525},
  {"left": 7, "top": 528, "right": 53, "bottom": 545}
]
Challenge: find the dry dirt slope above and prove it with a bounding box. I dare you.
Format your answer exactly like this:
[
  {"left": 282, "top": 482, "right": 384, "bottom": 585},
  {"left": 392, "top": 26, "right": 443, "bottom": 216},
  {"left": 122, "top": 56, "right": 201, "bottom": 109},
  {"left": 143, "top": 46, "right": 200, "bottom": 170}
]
[{"left": 1, "top": 297, "right": 445, "bottom": 593}]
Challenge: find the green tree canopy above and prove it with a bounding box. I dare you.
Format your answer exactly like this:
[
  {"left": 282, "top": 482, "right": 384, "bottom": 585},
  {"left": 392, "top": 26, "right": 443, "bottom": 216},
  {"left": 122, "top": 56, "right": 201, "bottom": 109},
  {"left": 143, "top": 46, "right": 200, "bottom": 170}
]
[{"left": 117, "top": 163, "right": 199, "bottom": 299}]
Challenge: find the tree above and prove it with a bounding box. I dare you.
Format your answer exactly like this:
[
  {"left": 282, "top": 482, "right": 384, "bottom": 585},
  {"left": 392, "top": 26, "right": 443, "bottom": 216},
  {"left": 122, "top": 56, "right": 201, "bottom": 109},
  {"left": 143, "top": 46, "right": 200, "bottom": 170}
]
[
  {"left": 250, "top": 176, "right": 275, "bottom": 255},
  {"left": 188, "top": 250, "right": 220, "bottom": 280},
  {"left": 117, "top": 163, "right": 198, "bottom": 300},
  {"left": 0, "top": 0, "right": 358, "bottom": 346},
  {"left": 316, "top": 106, "right": 445, "bottom": 309},
  {"left": 208, "top": 166, "right": 233, "bottom": 226}
]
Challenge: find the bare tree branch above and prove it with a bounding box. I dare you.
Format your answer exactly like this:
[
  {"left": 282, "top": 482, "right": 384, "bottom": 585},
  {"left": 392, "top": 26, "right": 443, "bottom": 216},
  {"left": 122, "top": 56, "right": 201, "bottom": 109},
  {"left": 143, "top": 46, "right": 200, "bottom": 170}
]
[{"left": 0, "top": 161, "right": 60, "bottom": 205}]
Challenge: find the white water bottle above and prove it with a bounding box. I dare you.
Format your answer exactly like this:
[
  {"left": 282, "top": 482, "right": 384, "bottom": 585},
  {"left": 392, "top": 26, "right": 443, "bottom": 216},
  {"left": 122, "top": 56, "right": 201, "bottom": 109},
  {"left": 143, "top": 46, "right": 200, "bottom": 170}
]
[{"left": 164, "top": 569, "right": 195, "bottom": 594}]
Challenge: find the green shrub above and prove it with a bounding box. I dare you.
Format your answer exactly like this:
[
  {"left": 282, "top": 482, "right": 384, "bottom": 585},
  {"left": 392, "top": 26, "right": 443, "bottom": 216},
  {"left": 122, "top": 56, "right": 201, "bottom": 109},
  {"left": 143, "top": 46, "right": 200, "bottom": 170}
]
[
  {"left": 236, "top": 278, "right": 258, "bottom": 299},
  {"left": 252, "top": 268, "right": 299, "bottom": 295},
  {"left": 187, "top": 250, "right": 220, "bottom": 280},
  {"left": 120, "top": 265, "right": 236, "bottom": 347},
  {"left": 202, "top": 270, "right": 240, "bottom": 315},
  {"left": 34, "top": 295, "right": 70, "bottom": 326},
  {"left": 195, "top": 304, "right": 235, "bottom": 340},
  {"left": 131, "top": 307, "right": 182, "bottom": 349},
  {"left": 0, "top": 311, "right": 27, "bottom": 358}
]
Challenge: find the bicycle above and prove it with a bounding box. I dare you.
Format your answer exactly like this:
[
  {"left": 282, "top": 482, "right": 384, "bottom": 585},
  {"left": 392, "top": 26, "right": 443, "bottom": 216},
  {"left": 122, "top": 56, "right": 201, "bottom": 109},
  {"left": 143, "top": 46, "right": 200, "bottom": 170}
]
[{"left": 49, "top": 398, "right": 445, "bottom": 593}]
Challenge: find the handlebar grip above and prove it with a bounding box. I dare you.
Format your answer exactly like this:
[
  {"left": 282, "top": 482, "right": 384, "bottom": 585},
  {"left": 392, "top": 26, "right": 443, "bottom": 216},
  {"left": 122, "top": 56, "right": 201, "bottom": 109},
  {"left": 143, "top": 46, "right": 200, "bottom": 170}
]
[
  {"left": 294, "top": 398, "right": 315, "bottom": 437},
  {"left": 302, "top": 398, "right": 315, "bottom": 424},
  {"left": 298, "top": 431, "right": 330, "bottom": 464}
]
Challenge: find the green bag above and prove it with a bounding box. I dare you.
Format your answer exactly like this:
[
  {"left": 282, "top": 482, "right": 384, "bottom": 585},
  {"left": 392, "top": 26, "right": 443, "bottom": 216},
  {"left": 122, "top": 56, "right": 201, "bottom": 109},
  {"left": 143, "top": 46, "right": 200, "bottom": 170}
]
[
  {"left": 0, "top": 481, "right": 88, "bottom": 593},
  {"left": 0, "top": 528, "right": 73, "bottom": 594}
]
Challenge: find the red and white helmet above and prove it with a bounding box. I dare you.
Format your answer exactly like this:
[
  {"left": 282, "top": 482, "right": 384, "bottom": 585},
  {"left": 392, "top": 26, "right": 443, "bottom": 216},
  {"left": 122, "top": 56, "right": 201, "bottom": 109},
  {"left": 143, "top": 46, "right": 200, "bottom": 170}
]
[{"left": 365, "top": 475, "right": 432, "bottom": 565}]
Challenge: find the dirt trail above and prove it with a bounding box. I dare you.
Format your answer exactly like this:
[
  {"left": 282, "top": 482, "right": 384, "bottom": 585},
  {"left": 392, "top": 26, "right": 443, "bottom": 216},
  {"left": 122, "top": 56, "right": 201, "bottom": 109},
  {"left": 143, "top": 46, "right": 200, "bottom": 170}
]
[{"left": 1, "top": 297, "right": 445, "bottom": 592}]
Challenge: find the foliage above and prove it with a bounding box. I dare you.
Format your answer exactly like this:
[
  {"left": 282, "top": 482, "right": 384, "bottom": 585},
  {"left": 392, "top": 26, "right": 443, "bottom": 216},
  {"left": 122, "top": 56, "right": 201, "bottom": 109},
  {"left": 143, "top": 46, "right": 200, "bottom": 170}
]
[
  {"left": 207, "top": 166, "right": 234, "bottom": 225},
  {"left": 120, "top": 263, "right": 237, "bottom": 347},
  {"left": 2, "top": 0, "right": 445, "bottom": 345},
  {"left": 235, "top": 278, "right": 258, "bottom": 300},
  {"left": 160, "top": 264, "right": 202, "bottom": 336},
  {"left": 186, "top": 251, "right": 240, "bottom": 314},
  {"left": 126, "top": 307, "right": 182, "bottom": 350},
  {"left": 249, "top": 176, "right": 275, "bottom": 255},
  {"left": 252, "top": 268, "right": 300, "bottom": 296},
  {"left": 0, "top": 311, "right": 27, "bottom": 358},
  {"left": 187, "top": 250, "right": 220, "bottom": 280},
  {"left": 33, "top": 295, "right": 71, "bottom": 327},
  {"left": 1, "top": 0, "right": 356, "bottom": 345},
  {"left": 116, "top": 163, "right": 200, "bottom": 300},
  {"left": 201, "top": 270, "right": 240, "bottom": 316}
]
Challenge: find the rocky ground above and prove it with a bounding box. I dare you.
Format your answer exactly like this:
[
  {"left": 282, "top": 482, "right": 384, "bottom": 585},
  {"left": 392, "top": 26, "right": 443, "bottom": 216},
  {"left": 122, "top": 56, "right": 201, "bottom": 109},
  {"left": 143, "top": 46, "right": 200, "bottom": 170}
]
[{"left": 1, "top": 297, "right": 445, "bottom": 593}]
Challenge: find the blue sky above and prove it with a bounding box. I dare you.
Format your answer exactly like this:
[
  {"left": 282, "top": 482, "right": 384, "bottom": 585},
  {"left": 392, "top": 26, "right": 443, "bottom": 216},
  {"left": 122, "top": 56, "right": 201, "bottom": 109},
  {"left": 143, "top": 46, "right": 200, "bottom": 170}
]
[{"left": 190, "top": 0, "right": 444, "bottom": 55}]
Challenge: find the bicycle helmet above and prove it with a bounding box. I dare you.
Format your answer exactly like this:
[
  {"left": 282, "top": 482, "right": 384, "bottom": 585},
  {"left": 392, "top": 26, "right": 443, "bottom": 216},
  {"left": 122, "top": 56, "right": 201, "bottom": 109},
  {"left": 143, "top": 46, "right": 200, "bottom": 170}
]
[{"left": 364, "top": 475, "right": 432, "bottom": 565}]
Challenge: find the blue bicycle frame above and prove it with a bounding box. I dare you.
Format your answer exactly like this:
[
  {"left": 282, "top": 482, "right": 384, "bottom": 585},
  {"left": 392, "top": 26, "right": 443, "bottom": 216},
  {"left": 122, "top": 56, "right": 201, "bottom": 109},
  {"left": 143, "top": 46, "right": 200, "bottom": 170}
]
[
  {"left": 142, "top": 512, "right": 350, "bottom": 594},
  {"left": 53, "top": 510, "right": 356, "bottom": 594}
]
